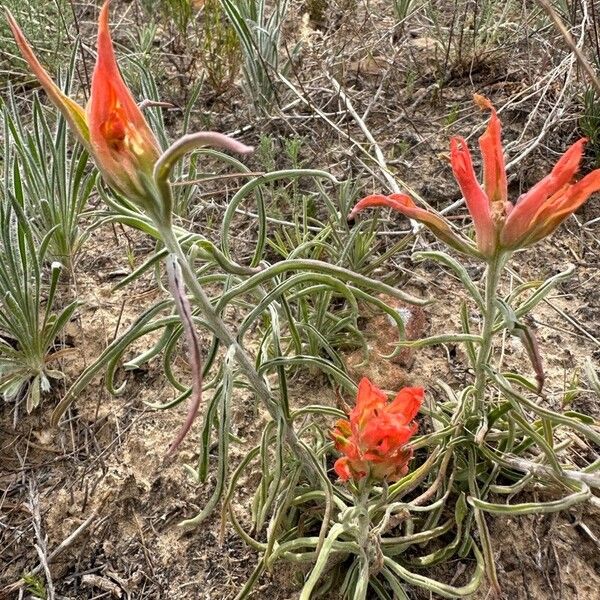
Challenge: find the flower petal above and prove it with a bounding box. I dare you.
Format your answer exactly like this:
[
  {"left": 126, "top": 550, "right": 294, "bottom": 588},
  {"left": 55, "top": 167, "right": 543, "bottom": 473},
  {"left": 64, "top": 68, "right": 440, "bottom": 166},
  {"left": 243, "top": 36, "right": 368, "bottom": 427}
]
[
  {"left": 388, "top": 386, "right": 424, "bottom": 423},
  {"left": 501, "top": 139, "right": 586, "bottom": 249},
  {"left": 6, "top": 9, "right": 90, "bottom": 147},
  {"left": 362, "top": 420, "right": 415, "bottom": 450},
  {"left": 475, "top": 95, "right": 507, "bottom": 206},
  {"left": 349, "top": 377, "right": 387, "bottom": 429},
  {"left": 450, "top": 137, "right": 496, "bottom": 256},
  {"left": 333, "top": 457, "right": 352, "bottom": 480},
  {"left": 87, "top": 1, "right": 160, "bottom": 198},
  {"left": 331, "top": 419, "right": 360, "bottom": 458},
  {"left": 519, "top": 169, "right": 600, "bottom": 247},
  {"left": 349, "top": 193, "right": 481, "bottom": 258}
]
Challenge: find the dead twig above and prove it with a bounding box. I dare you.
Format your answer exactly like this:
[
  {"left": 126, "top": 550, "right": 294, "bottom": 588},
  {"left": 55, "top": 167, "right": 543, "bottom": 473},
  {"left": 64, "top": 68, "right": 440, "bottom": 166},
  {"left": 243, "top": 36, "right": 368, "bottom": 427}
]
[
  {"left": 536, "top": 0, "right": 600, "bottom": 95},
  {"left": 0, "top": 491, "right": 112, "bottom": 599},
  {"left": 28, "top": 481, "right": 55, "bottom": 600},
  {"left": 138, "top": 99, "right": 175, "bottom": 111}
]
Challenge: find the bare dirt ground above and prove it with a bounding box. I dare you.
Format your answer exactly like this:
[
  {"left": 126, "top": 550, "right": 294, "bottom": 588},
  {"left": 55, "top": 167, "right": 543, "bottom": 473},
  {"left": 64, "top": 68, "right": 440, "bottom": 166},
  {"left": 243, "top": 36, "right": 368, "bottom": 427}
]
[{"left": 1, "top": 0, "right": 600, "bottom": 598}]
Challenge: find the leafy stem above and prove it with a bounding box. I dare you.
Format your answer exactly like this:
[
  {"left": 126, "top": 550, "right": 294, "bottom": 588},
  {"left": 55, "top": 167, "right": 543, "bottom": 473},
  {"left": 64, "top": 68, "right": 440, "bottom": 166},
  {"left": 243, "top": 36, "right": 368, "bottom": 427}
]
[
  {"left": 473, "top": 253, "right": 507, "bottom": 419},
  {"left": 157, "top": 225, "right": 319, "bottom": 479}
]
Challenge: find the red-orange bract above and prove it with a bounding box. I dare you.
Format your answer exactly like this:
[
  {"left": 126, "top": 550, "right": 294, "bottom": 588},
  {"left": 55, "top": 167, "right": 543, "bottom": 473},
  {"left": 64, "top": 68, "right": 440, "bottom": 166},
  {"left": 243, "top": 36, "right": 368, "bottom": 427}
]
[
  {"left": 331, "top": 378, "right": 423, "bottom": 482},
  {"left": 7, "top": 1, "right": 160, "bottom": 202},
  {"left": 88, "top": 1, "right": 161, "bottom": 200},
  {"left": 350, "top": 95, "right": 600, "bottom": 258}
]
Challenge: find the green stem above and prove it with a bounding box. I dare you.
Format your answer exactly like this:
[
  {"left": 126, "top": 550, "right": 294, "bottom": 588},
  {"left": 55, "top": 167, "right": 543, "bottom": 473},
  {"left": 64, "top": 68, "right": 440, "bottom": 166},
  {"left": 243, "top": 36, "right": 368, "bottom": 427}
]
[
  {"left": 160, "top": 226, "right": 272, "bottom": 403},
  {"left": 467, "top": 254, "right": 507, "bottom": 592},
  {"left": 356, "top": 484, "right": 370, "bottom": 549},
  {"left": 473, "top": 253, "right": 505, "bottom": 416},
  {"left": 355, "top": 481, "right": 381, "bottom": 586}
]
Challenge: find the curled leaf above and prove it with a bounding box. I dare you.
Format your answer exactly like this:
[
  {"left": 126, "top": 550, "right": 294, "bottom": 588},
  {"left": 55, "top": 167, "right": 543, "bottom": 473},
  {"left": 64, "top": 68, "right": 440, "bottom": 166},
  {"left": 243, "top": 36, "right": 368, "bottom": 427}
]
[{"left": 165, "top": 254, "right": 203, "bottom": 455}]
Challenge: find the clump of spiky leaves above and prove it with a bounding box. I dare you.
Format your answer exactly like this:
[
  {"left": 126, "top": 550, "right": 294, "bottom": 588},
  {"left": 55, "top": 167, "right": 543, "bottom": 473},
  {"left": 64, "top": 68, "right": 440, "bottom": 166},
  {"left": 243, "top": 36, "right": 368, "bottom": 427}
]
[
  {"left": 393, "top": 0, "right": 421, "bottom": 22},
  {"left": 22, "top": 573, "right": 46, "bottom": 599},
  {"left": 418, "top": 0, "right": 518, "bottom": 84},
  {"left": 580, "top": 87, "right": 600, "bottom": 167},
  {"left": 2, "top": 85, "right": 93, "bottom": 270},
  {"left": 219, "top": 0, "right": 292, "bottom": 114},
  {"left": 0, "top": 123, "right": 78, "bottom": 414},
  {"left": 0, "top": 0, "right": 73, "bottom": 87},
  {"left": 202, "top": 0, "right": 242, "bottom": 94},
  {"left": 140, "top": 0, "right": 195, "bottom": 36}
]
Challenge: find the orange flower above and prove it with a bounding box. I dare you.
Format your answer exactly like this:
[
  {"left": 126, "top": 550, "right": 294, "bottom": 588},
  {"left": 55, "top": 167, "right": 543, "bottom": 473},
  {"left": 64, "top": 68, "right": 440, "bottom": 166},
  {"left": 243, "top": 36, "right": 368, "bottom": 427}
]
[
  {"left": 500, "top": 140, "right": 600, "bottom": 249},
  {"left": 87, "top": 1, "right": 161, "bottom": 200},
  {"left": 331, "top": 378, "right": 423, "bottom": 482},
  {"left": 350, "top": 95, "right": 600, "bottom": 257},
  {"left": 7, "top": 2, "right": 159, "bottom": 202},
  {"left": 6, "top": 9, "right": 90, "bottom": 148}
]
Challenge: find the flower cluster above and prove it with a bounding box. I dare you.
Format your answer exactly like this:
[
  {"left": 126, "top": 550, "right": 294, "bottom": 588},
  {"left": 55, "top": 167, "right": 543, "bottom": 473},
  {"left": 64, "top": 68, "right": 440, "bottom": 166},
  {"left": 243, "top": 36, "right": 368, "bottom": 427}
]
[
  {"left": 350, "top": 95, "right": 600, "bottom": 259},
  {"left": 331, "top": 378, "right": 423, "bottom": 482}
]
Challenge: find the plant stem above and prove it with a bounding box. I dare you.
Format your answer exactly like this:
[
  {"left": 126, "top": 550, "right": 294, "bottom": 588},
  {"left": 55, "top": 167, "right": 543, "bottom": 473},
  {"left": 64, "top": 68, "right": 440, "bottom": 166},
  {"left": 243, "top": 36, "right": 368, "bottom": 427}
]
[
  {"left": 473, "top": 253, "right": 505, "bottom": 418},
  {"left": 160, "top": 227, "right": 271, "bottom": 400},
  {"left": 356, "top": 484, "right": 370, "bottom": 548},
  {"left": 355, "top": 482, "right": 382, "bottom": 583},
  {"left": 468, "top": 255, "right": 506, "bottom": 592}
]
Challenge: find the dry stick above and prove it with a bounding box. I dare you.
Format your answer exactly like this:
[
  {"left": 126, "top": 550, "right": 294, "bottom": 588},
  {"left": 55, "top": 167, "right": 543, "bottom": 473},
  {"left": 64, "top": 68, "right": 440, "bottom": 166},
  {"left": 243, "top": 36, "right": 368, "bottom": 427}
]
[
  {"left": 66, "top": 0, "right": 90, "bottom": 98},
  {"left": 537, "top": 0, "right": 600, "bottom": 95},
  {"left": 506, "top": 65, "right": 572, "bottom": 165},
  {"left": 0, "top": 494, "right": 111, "bottom": 598},
  {"left": 138, "top": 99, "right": 175, "bottom": 111},
  {"left": 360, "top": 44, "right": 403, "bottom": 124},
  {"left": 504, "top": 2, "right": 586, "bottom": 164},
  {"left": 278, "top": 74, "right": 403, "bottom": 194},
  {"left": 327, "top": 75, "right": 419, "bottom": 233},
  {"left": 28, "top": 482, "right": 55, "bottom": 600},
  {"left": 234, "top": 207, "right": 324, "bottom": 232}
]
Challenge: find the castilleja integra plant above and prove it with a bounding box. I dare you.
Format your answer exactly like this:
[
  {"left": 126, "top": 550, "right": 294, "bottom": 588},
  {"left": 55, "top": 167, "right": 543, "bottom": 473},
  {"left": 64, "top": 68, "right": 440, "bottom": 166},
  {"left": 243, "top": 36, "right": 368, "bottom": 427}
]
[
  {"left": 340, "top": 95, "right": 600, "bottom": 597},
  {"left": 349, "top": 95, "right": 600, "bottom": 401},
  {"left": 9, "top": 4, "right": 600, "bottom": 598}
]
